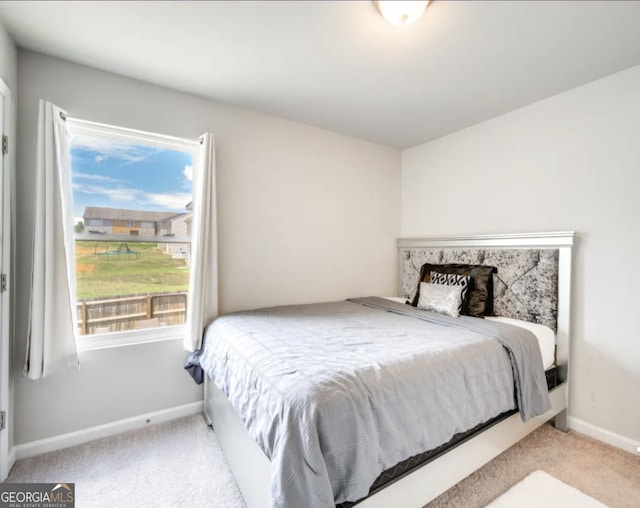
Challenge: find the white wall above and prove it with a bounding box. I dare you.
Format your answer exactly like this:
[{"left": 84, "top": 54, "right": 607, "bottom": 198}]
[
  {"left": 0, "top": 17, "right": 17, "bottom": 455},
  {"left": 402, "top": 65, "right": 640, "bottom": 443},
  {"left": 0, "top": 20, "right": 16, "bottom": 92},
  {"left": 14, "top": 51, "right": 401, "bottom": 444}
]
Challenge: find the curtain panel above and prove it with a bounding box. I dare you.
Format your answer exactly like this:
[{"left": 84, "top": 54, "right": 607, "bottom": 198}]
[
  {"left": 185, "top": 132, "right": 218, "bottom": 351},
  {"left": 25, "top": 101, "right": 79, "bottom": 379}
]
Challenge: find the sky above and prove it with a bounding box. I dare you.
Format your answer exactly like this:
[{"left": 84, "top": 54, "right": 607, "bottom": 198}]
[{"left": 70, "top": 132, "right": 194, "bottom": 222}]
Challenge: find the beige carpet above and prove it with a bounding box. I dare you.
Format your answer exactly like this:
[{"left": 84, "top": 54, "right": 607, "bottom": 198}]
[
  {"left": 427, "top": 423, "right": 640, "bottom": 508},
  {"left": 6, "top": 415, "right": 245, "bottom": 508},
  {"left": 5, "top": 415, "right": 639, "bottom": 507}
]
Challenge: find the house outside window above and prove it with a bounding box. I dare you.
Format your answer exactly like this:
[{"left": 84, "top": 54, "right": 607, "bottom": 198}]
[{"left": 68, "top": 120, "right": 198, "bottom": 347}]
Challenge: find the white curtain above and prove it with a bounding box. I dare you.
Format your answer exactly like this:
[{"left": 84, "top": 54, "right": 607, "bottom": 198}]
[
  {"left": 185, "top": 132, "right": 218, "bottom": 351},
  {"left": 25, "top": 101, "right": 79, "bottom": 379}
]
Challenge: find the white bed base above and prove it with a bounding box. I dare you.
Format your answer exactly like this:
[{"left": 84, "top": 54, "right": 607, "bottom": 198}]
[{"left": 203, "top": 231, "right": 575, "bottom": 508}]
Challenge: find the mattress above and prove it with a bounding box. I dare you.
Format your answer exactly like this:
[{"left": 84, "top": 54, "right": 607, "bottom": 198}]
[
  {"left": 486, "top": 316, "right": 555, "bottom": 370},
  {"left": 384, "top": 297, "right": 556, "bottom": 370}
]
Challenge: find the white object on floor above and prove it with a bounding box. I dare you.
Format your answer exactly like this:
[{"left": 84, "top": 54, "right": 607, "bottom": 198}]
[{"left": 486, "top": 470, "right": 608, "bottom": 508}]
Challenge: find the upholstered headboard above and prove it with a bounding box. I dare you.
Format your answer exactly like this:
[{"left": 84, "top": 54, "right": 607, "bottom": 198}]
[
  {"left": 398, "top": 232, "right": 575, "bottom": 385},
  {"left": 400, "top": 247, "right": 559, "bottom": 330}
]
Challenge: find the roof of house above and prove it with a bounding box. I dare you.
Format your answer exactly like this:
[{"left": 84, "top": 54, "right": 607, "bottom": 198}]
[{"left": 83, "top": 207, "right": 179, "bottom": 222}]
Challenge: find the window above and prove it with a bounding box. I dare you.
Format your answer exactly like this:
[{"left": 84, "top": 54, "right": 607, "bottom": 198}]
[{"left": 68, "top": 120, "right": 199, "bottom": 345}]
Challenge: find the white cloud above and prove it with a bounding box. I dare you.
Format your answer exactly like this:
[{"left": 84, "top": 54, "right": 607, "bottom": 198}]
[
  {"left": 143, "top": 192, "right": 192, "bottom": 211},
  {"left": 103, "top": 188, "right": 140, "bottom": 202},
  {"left": 183, "top": 165, "right": 193, "bottom": 181},
  {"left": 69, "top": 133, "right": 155, "bottom": 163},
  {"left": 73, "top": 183, "right": 139, "bottom": 203},
  {"left": 75, "top": 182, "right": 191, "bottom": 212},
  {"left": 94, "top": 155, "right": 107, "bottom": 163},
  {"left": 73, "top": 172, "right": 127, "bottom": 184}
]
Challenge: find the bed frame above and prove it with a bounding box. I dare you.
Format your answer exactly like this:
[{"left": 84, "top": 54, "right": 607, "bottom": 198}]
[{"left": 204, "top": 231, "right": 575, "bottom": 508}]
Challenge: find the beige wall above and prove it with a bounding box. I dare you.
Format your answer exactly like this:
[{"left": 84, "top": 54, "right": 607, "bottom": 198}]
[
  {"left": 14, "top": 50, "right": 401, "bottom": 444},
  {"left": 0, "top": 20, "right": 16, "bottom": 93},
  {"left": 402, "top": 64, "right": 640, "bottom": 443}
]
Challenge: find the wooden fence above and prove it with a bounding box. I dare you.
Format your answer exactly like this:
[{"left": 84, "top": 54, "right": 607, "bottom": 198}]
[{"left": 77, "top": 292, "right": 188, "bottom": 335}]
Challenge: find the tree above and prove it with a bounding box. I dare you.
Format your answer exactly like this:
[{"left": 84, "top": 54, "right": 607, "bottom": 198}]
[{"left": 75, "top": 220, "right": 85, "bottom": 234}]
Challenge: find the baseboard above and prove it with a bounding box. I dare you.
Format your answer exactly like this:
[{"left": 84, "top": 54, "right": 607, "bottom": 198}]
[
  {"left": 13, "top": 400, "right": 203, "bottom": 461},
  {"left": 569, "top": 417, "right": 639, "bottom": 455},
  {"left": 7, "top": 446, "right": 16, "bottom": 477}
]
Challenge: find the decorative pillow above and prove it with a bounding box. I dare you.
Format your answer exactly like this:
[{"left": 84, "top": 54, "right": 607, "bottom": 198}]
[
  {"left": 428, "top": 272, "right": 470, "bottom": 312},
  {"left": 416, "top": 282, "right": 463, "bottom": 318},
  {"left": 411, "top": 263, "right": 497, "bottom": 318}
]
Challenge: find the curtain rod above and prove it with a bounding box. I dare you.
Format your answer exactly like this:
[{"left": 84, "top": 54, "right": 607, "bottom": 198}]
[{"left": 59, "top": 111, "right": 203, "bottom": 145}]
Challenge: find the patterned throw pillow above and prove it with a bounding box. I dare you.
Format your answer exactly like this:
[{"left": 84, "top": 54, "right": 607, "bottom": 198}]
[
  {"left": 416, "top": 282, "right": 464, "bottom": 318},
  {"left": 410, "top": 264, "right": 497, "bottom": 318},
  {"left": 428, "top": 272, "right": 470, "bottom": 312}
]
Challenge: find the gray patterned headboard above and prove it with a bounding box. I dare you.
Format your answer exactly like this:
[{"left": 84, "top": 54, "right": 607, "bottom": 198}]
[
  {"left": 399, "top": 232, "right": 575, "bottom": 391},
  {"left": 400, "top": 247, "right": 559, "bottom": 331}
]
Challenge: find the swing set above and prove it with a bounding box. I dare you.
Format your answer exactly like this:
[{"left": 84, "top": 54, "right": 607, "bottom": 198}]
[{"left": 94, "top": 242, "right": 141, "bottom": 260}]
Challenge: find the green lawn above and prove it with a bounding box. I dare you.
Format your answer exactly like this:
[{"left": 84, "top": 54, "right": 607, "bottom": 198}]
[{"left": 75, "top": 241, "right": 190, "bottom": 300}]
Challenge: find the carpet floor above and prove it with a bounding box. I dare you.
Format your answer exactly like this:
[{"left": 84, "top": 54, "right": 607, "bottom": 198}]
[
  {"left": 5, "top": 415, "right": 640, "bottom": 507},
  {"left": 427, "top": 423, "right": 640, "bottom": 508},
  {"left": 6, "top": 415, "right": 245, "bottom": 508}
]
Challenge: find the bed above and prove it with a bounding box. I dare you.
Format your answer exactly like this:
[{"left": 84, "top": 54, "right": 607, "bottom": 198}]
[{"left": 201, "top": 232, "right": 574, "bottom": 508}]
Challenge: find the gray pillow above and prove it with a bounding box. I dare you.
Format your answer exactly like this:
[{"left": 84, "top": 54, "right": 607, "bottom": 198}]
[
  {"left": 416, "top": 282, "right": 463, "bottom": 318},
  {"left": 428, "top": 272, "right": 470, "bottom": 312},
  {"left": 411, "top": 263, "right": 497, "bottom": 318}
]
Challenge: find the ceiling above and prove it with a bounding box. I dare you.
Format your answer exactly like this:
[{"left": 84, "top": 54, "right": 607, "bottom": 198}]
[{"left": 2, "top": 1, "right": 640, "bottom": 149}]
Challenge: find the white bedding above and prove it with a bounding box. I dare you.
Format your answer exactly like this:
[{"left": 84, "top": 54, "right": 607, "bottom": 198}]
[
  {"left": 486, "top": 317, "right": 555, "bottom": 370},
  {"left": 384, "top": 297, "right": 556, "bottom": 370}
]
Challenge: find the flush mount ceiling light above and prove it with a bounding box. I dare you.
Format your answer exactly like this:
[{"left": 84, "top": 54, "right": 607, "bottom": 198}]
[{"left": 374, "top": 0, "right": 430, "bottom": 26}]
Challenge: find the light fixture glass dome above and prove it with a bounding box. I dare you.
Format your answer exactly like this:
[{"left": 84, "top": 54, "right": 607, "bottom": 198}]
[{"left": 375, "top": 0, "right": 430, "bottom": 26}]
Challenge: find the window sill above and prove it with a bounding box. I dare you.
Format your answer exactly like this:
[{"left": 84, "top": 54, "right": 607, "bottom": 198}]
[{"left": 77, "top": 325, "right": 186, "bottom": 351}]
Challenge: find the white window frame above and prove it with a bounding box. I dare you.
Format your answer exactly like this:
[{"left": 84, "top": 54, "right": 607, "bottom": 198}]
[{"left": 67, "top": 118, "right": 199, "bottom": 350}]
